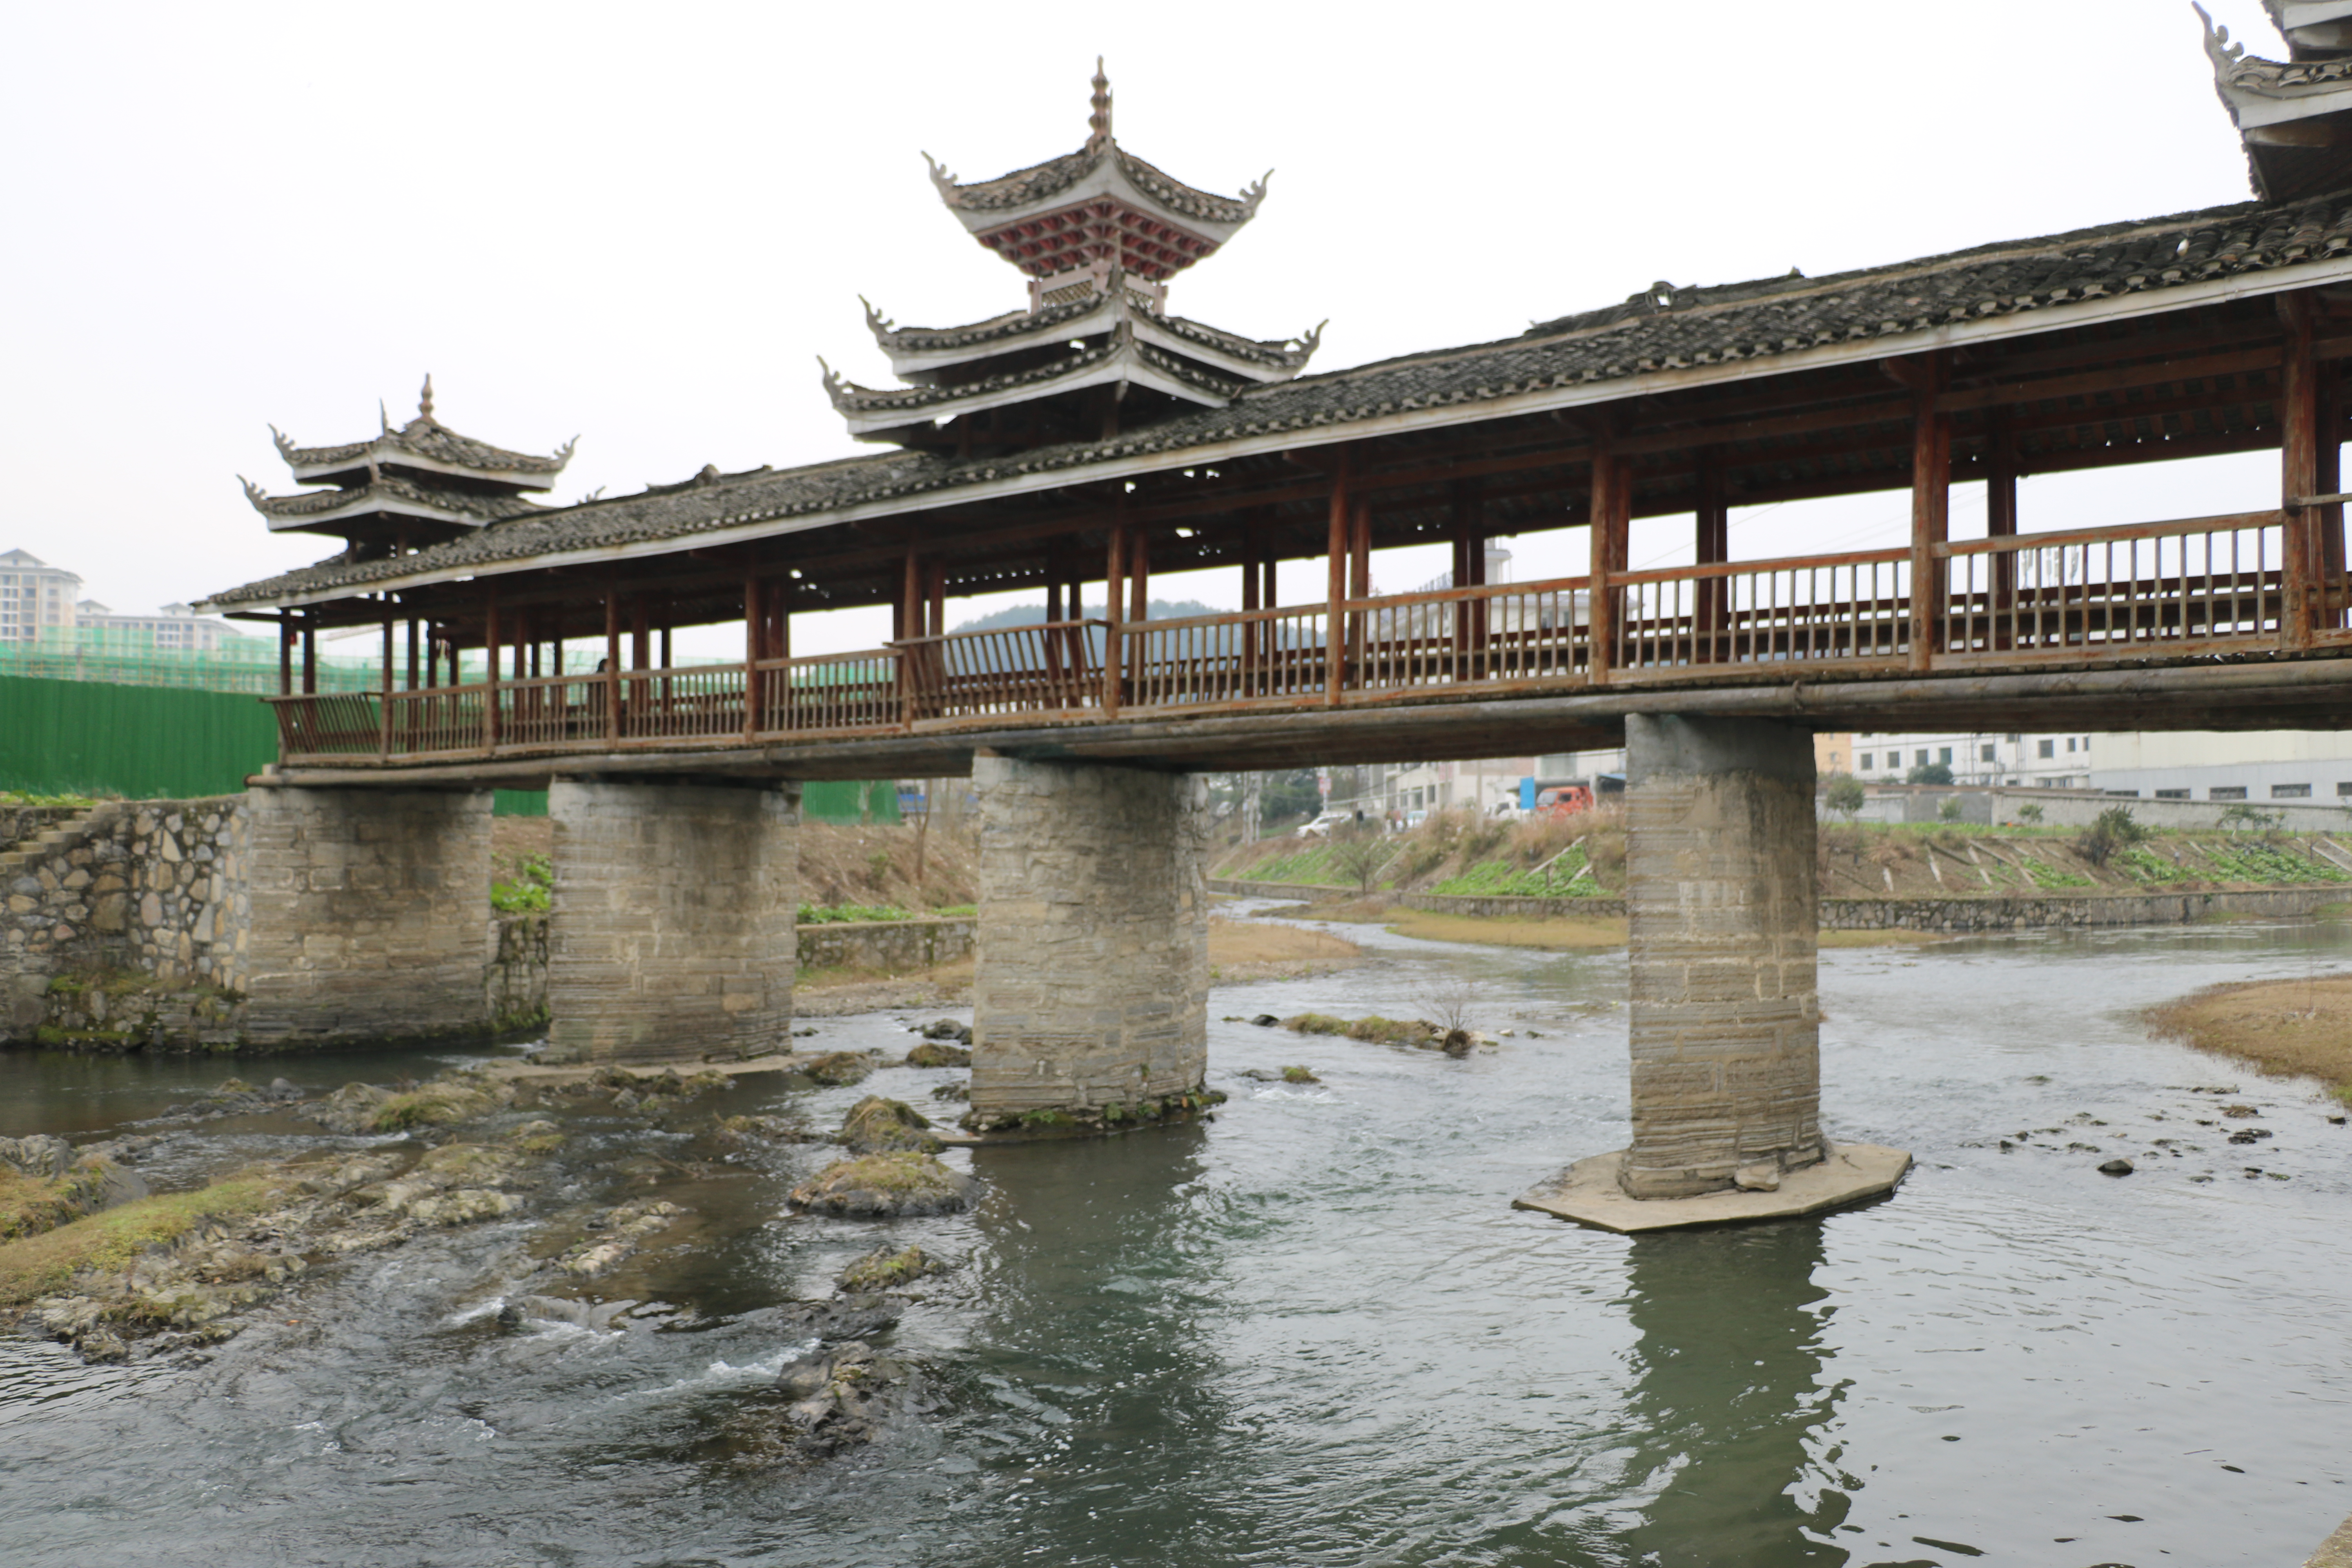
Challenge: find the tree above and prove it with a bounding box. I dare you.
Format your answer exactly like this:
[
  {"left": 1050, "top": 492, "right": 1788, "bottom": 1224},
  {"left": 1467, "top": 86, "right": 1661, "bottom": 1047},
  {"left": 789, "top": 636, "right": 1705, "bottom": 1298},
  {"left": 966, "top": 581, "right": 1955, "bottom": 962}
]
[
  {"left": 1258, "top": 769, "right": 1321, "bottom": 831},
  {"left": 2078, "top": 804, "right": 2149, "bottom": 868},
  {"left": 1906, "top": 761, "right": 1955, "bottom": 786},
  {"left": 2016, "top": 802, "right": 2045, "bottom": 824},
  {"left": 1937, "top": 796, "right": 1965, "bottom": 822},
  {"left": 1325, "top": 828, "right": 1393, "bottom": 896},
  {"left": 1824, "top": 776, "right": 1866, "bottom": 818}
]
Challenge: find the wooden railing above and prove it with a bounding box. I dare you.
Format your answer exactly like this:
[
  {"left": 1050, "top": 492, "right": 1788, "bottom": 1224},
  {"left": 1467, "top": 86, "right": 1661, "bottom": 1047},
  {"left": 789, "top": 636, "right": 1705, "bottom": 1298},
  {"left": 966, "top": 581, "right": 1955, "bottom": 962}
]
[
  {"left": 1608, "top": 549, "right": 1913, "bottom": 676},
  {"left": 266, "top": 509, "right": 2343, "bottom": 766},
  {"left": 753, "top": 649, "right": 902, "bottom": 734},
  {"left": 894, "top": 621, "right": 1100, "bottom": 721},
  {"left": 1936, "top": 511, "right": 2285, "bottom": 660}
]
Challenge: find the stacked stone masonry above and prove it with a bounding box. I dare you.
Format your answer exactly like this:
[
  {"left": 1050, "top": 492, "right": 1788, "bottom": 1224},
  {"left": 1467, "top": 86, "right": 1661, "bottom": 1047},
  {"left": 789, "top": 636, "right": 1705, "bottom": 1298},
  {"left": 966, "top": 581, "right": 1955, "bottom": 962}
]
[
  {"left": 2, "top": 798, "right": 252, "bottom": 1045},
  {"left": 1621, "top": 715, "right": 1824, "bottom": 1200},
  {"left": 240, "top": 788, "right": 496, "bottom": 1048},
  {"left": 543, "top": 780, "right": 799, "bottom": 1065},
  {"left": 970, "top": 755, "right": 1210, "bottom": 1121}
]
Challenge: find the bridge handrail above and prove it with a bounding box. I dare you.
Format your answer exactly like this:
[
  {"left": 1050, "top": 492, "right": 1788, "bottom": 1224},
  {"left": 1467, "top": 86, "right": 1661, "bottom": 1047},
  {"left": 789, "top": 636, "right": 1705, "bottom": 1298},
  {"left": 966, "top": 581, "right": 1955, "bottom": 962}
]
[
  {"left": 1933, "top": 510, "right": 2286, "bottom": 558},
  {"left": 1607, "top": 548, "right": 1909, "bottom": 589}
]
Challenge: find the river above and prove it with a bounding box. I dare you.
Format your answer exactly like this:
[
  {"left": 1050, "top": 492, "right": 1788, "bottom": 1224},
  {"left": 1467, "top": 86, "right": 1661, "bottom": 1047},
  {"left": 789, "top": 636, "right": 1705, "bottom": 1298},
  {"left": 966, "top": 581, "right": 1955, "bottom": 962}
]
[{"left": 1, "top": 913, "right": 2348, "bottom": 1566}]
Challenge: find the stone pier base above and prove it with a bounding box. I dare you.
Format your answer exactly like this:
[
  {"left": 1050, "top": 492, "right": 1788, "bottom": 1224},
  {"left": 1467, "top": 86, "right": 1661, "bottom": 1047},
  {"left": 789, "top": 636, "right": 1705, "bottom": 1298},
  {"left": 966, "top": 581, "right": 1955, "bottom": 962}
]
[
  {"left": 242, "top": 788, "right": 495, "bottom": 1047},
  {"left": 967, "top": 754, "right": 1210, "bottom": 1131},
  {"left": 543, "top": 779, "right": 799, "bottom": 1065},
  {"left": 1521, "top": 715, "right": 1909, "bottom": 1228}
]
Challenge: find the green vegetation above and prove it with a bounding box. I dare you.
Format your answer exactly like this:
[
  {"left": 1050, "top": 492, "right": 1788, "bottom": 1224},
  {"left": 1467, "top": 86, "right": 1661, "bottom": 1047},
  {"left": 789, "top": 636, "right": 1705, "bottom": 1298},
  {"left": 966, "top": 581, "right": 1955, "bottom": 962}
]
[
  {"left": 2203, "top": 839, "right": 2351, "bottom": 884},
  {"left": 837, "top": 1243, "right": 942, "bottom": 1291},
  {"left": 797, "top": 902, "right": 916, "bottom": 924},
  {"left": 1824, "top": 776, "right": 1866, "bottom": 818},
  {"left": 0, "top": 1174, "right": 289, "bottom": 1306},
  {"left": 1431, "top": 845, "right": 1604, "bottom": 898},
  {"left": 2011, "top": 853, "right": 2095, "bottom": 889},
  {"left": 1231, "top": 841, "right": 1350, "bottom": 887},
  {"left": 1906, "top": 761, "right": 1955, "bottom": 786},
  {"left": 1279, "top": 1065, "right": 1319, "bottom": 1084},
  {"left": 0, "top": 789, "right": 97, "bottom": 810},
  {"left": 490, "top": 851, "right": 552, "bottom": 914},
  {"left": 2117, "top": 846, "right": 2196, "bottom": 884}
]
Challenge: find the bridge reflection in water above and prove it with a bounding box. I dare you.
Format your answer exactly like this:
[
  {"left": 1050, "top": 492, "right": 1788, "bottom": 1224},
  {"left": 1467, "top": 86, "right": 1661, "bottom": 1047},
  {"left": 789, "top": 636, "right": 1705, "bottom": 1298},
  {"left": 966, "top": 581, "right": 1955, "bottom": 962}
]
[{"left": 1617, "top": 1223, "right": 1854, "bottom": 1568}]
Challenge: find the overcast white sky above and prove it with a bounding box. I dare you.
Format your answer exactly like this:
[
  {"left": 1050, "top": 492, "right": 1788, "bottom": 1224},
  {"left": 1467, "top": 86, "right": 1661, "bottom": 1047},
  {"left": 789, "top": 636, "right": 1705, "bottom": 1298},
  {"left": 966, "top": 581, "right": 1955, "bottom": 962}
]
[{"left": 0, "top": 0, "right": 2299, "bottom": 656}]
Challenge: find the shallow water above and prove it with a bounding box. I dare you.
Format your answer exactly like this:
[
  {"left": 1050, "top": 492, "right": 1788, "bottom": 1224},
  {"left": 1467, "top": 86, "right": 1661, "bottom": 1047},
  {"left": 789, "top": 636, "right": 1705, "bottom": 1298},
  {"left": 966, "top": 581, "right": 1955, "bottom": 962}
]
[{"left": 2, "top": 916, "right": 2349, "bottom": 1566}]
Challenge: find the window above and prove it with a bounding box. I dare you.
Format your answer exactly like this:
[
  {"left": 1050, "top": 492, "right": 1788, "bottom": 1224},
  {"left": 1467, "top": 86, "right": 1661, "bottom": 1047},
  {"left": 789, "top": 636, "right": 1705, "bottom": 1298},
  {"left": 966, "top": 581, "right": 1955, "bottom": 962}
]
[
  {"left": 2106, "top": 789, "right": 2141, "bottom": 797},
  {"left": 2066, "top": 737, "right": 2077, "bottom": 753},
  {"left": 2038, "top": 739, "right": 2055, "bottom": 759},
  {"left": 2272, "top": 784, "right": 2312, "bottom": 799},
  {"left": 1981, "top": 744, "right": 1996, "bottom": 762},
  {"left": 2210, "top": 786, "right": 2247, "bottom": 800},
  {"left": 1915, "top": 750, "right": 1929, "bottom": 768},
  {"left": 2156, "top": 789, "right": 2189, "bottom": 800},
  {"left": 1938, "top": 748, "right": 1953, "bottom": 765},
  {"left": 2338, "top": 782, "right": 2352, "bottom": 797},
  {"left": 1859, "top": 753, "right": 1873, "bottom": 771}
]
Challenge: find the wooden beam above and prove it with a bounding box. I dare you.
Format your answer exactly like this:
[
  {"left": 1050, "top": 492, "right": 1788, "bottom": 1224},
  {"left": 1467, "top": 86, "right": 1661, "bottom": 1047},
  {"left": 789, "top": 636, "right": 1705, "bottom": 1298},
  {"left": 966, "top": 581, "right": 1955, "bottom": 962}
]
[
  {"left": 2281, "top": 289, "right": 2320, "bottom": 648},
  {"left": 1907, "top": 353, "right": 1951, "bottom": 673}
]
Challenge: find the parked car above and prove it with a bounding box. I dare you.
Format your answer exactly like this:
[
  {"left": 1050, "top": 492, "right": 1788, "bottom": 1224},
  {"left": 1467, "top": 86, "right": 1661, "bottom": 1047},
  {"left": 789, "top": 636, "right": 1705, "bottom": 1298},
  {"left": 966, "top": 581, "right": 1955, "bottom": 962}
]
[{"left": 1295, "top": 809, "right": 1354, "bottom": 838}]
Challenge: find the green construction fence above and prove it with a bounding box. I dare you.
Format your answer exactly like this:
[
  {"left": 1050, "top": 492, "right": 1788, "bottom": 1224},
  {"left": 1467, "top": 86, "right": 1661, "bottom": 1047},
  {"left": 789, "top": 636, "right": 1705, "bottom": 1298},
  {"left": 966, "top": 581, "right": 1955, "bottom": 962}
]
[{"left": 0, "top": 674, "right": 898, "bottom": 820}]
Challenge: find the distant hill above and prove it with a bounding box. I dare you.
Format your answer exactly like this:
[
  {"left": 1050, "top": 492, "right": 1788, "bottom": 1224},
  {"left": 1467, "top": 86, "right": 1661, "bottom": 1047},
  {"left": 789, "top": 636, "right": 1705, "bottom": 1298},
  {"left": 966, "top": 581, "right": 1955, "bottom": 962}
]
[{"left": 951, "top": 599, "right": 1229, "bottom": 633}]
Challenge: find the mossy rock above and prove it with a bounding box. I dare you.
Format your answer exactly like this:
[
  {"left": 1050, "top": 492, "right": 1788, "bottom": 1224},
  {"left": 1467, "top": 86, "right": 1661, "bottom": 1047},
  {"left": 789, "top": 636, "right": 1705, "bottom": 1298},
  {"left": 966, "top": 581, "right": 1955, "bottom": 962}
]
[
  {"left": 803, "top": 1051, "right": 876, "bottom": 1087},
  {"left": 835, "top": 1096, "right": 941, "bottom": 1154},
  {"left": 904, "top": 1041, "right": 973, "bottom": 1069},
  {"left": 1280, "top": 1065, "right": 1320, "bottom": 1084},
  {"left": 836, "top": 1243, "right": 947, "bottom": 1292},
  {"left": 787, "top": 1152, "right": 975, "bottom": 1218}
]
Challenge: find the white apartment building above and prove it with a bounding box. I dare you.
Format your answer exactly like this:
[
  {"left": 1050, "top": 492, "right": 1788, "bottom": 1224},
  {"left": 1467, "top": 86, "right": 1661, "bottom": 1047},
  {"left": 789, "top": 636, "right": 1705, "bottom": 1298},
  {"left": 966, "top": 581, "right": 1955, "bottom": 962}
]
[
  {"left": 73, "top": 600, "right": 239, "bottom": 653},
  {"left": 1839, "top": 731, "right": 2096, "bottom": 788},
  {"left": 0, "top": 550, "right": 82, "bottom": 644}
]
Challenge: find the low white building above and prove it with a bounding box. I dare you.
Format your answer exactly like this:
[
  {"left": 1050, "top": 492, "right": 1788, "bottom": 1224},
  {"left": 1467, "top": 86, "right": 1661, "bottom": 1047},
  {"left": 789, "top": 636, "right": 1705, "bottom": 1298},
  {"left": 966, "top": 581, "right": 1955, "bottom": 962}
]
[
  {"left": 2089, "top": 731, "right": 2352, "bottom": 804},
  {"left": 1841, "top": 730, "right": 2096, "bottom": 788},
  {"left": 72, "top": 600, "right": 240, "bottom": 653}
]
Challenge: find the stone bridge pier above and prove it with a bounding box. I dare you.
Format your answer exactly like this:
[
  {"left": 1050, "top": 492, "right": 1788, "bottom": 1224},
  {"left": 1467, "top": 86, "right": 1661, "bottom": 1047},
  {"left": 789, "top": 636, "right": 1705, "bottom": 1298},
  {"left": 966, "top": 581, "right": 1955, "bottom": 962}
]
[
  {"left": 1517, "top": 715, "right": 1910, "bottom": 1231},
  {"left": 965, "top": 752, "right": 1212, "bottom": 1133},
  {"left": 541, "top": 778, "right": 800, "bottom": 1065}
]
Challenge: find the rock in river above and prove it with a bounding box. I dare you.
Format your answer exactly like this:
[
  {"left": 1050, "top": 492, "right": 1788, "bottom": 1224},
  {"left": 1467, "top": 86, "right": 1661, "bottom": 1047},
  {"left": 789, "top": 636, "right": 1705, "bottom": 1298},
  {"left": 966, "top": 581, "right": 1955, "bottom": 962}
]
[
  {"left": 2099, "top": 1158, "right": 2135, "bottom": 1176},
  {"left": 834, "top": 1096, "right": 942, "bottom": 1154},
  {"left": 788, "top": 1152, "right": 975, "bottom": 1218},
  {"left": 904, "top": 1040, "right": 972, "bottom": 1068}
]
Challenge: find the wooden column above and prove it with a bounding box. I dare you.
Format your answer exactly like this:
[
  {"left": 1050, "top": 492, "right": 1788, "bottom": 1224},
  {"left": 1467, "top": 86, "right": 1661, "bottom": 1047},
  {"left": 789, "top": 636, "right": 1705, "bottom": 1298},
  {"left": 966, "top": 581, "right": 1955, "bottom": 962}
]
[
  {"left": 379, "top": 614, "right": 394, "bottom": 758},
  {"left": 2281, "top": 291, "right": 2320, "bottom": 649},
  {"left": 300, "top": 613, "right": 316, "bottom": 696},
  {"left": 1125, "top": 523, "right": 1150, "bottom": 693},
  {"left": 1586, "top": 428, "right": 1621, "bottom": 685},
  {"left": 1906, "top": 355, "right": 1951, "bottom": 672},
  {"left": 1985, "top": 409, "right": 2017, "bottom": 648},
  {"left": 483, "top": 588, "right": 501, "bottom": 748},
  {"left": 1324, "top": 448, "right": 1351, "bottom": 704},
  {"left": 1695, "top": 452, "right": 1728, "bottom": 662},
  {"left": 1451, "top": 478, "right": 1484, "bottom": 662},
  {"left": 630, "top": 597, "right": 650, "bottom": 671},
  {"left": 278, "top": 615, "right": 293, "bottom": 697},
  {"left": 405, "top": 618, "right": 419, "bottom": 691},
  {"left": 1103, "top": 513, "right": 1125, "bottom": 718},
  {"left": 2321, "top": 368, "right": 2344, "bottom": 630},
  {"left": 603, "top": 588, "right": 621, "bottom": 740},
  {"left": 743, "top": 570, "right": 762, "bottom": 741}
]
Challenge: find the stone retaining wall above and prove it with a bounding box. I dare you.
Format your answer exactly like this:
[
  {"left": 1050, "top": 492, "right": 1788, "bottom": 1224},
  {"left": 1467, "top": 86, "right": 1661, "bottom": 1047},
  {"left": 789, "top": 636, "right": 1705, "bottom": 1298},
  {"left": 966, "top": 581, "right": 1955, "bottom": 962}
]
[{"left": 798, "top": 916, "right": 975, "bottom": 974}]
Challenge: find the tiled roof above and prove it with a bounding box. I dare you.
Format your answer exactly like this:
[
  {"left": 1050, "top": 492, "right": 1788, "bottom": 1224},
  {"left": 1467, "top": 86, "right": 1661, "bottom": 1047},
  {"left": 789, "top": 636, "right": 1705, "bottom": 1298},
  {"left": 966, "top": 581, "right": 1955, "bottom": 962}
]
[
  {"left": 240, "top": 473, "right": 545, "bottom": 525},
  {"left": 928, "top": 142, "right": 1263, "bottom": 227},
  {"left": 867, "top": 294, "right": 1316, "bottom": 372},
  {"left": 275, "top": 416, "right": 575, "bottom": 480},
  {"left": 206, "top": 190, "right": 2352, "bottom": 607}
]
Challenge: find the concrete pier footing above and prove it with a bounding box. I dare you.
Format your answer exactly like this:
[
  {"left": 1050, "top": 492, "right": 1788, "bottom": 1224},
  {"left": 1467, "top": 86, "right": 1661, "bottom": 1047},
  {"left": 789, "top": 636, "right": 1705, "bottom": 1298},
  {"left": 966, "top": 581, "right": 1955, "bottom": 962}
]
[
  {"left": 242, "top": 787, "right": 496, "bottom": 1047},
  {"left": 967, "top": 753, "right": 1210, "bottom": 1130},
  {"left": 542, "top": 778, "right": 799, "bottom": 1065},
  {"left": 1522, "top": 714, "right": 1909, "bottom": 1229}
]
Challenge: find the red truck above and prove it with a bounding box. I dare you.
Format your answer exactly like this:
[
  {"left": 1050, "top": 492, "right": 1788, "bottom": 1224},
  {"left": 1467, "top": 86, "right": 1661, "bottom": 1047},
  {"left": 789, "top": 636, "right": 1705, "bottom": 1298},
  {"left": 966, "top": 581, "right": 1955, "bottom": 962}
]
[{"left": 1532, "top": 784, "right": 1594, "bottom": 819}]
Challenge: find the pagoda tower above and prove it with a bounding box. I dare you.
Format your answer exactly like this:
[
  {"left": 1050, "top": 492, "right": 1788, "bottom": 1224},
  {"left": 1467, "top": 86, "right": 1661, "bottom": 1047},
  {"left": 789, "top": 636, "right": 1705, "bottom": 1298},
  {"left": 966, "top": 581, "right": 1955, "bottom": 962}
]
[
  {"left": 825, "top": 62, "right": 1320, "bottom": 454},
  {"left": 2203, "top": 2, "right": 2352, "bottom": 200},
  {"left": 241, "top": 377, "right": 575, "bottom": 560}
]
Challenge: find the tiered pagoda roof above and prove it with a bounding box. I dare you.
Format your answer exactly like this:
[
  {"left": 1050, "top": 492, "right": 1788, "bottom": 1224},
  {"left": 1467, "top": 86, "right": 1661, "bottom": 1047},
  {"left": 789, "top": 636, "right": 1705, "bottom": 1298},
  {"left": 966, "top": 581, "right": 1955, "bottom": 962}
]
[
  {"left": 2204, "top": 2, "right": 2352, "bottom": 200},
  {"left": 240, "top": 377, "right": 574, "bottom": 557},
  {"left": 826, "top": 62, "right": 1318, "bottom": 454}
]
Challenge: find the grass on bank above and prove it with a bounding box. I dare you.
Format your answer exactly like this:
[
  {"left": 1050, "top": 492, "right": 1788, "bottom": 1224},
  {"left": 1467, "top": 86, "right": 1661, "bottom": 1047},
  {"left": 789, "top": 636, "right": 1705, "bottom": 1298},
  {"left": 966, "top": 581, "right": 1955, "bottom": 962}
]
[
  {"left": 1818, "top": 928, "right": 1953, "bottom": 947},
  {"left": 1207, "top": 916, "right": 1360, "bottom": 971},
  {"left": 2145, "top": 973, "right": 2352, "bottom": 1100},
  {"left": 0, "top": 1174, "right": 289, "bottom": 1306}
]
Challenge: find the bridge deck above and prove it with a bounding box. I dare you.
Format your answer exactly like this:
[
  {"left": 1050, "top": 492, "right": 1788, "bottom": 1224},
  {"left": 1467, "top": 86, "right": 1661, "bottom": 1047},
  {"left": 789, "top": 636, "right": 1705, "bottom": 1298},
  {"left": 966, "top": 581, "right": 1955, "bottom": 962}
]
[{"left": 263, "top": 506, "right": 2352, "bottom": 781}]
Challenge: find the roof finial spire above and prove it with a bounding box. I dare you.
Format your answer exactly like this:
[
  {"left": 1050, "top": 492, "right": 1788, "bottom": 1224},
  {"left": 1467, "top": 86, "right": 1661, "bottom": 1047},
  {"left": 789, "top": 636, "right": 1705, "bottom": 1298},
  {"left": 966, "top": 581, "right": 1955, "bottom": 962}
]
[
  {"left": 418, "top": 373, "right": 435, "bottom": 423},
  {"left": 1087, "top": 57, "right": 1112, "bottom": 152}
]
